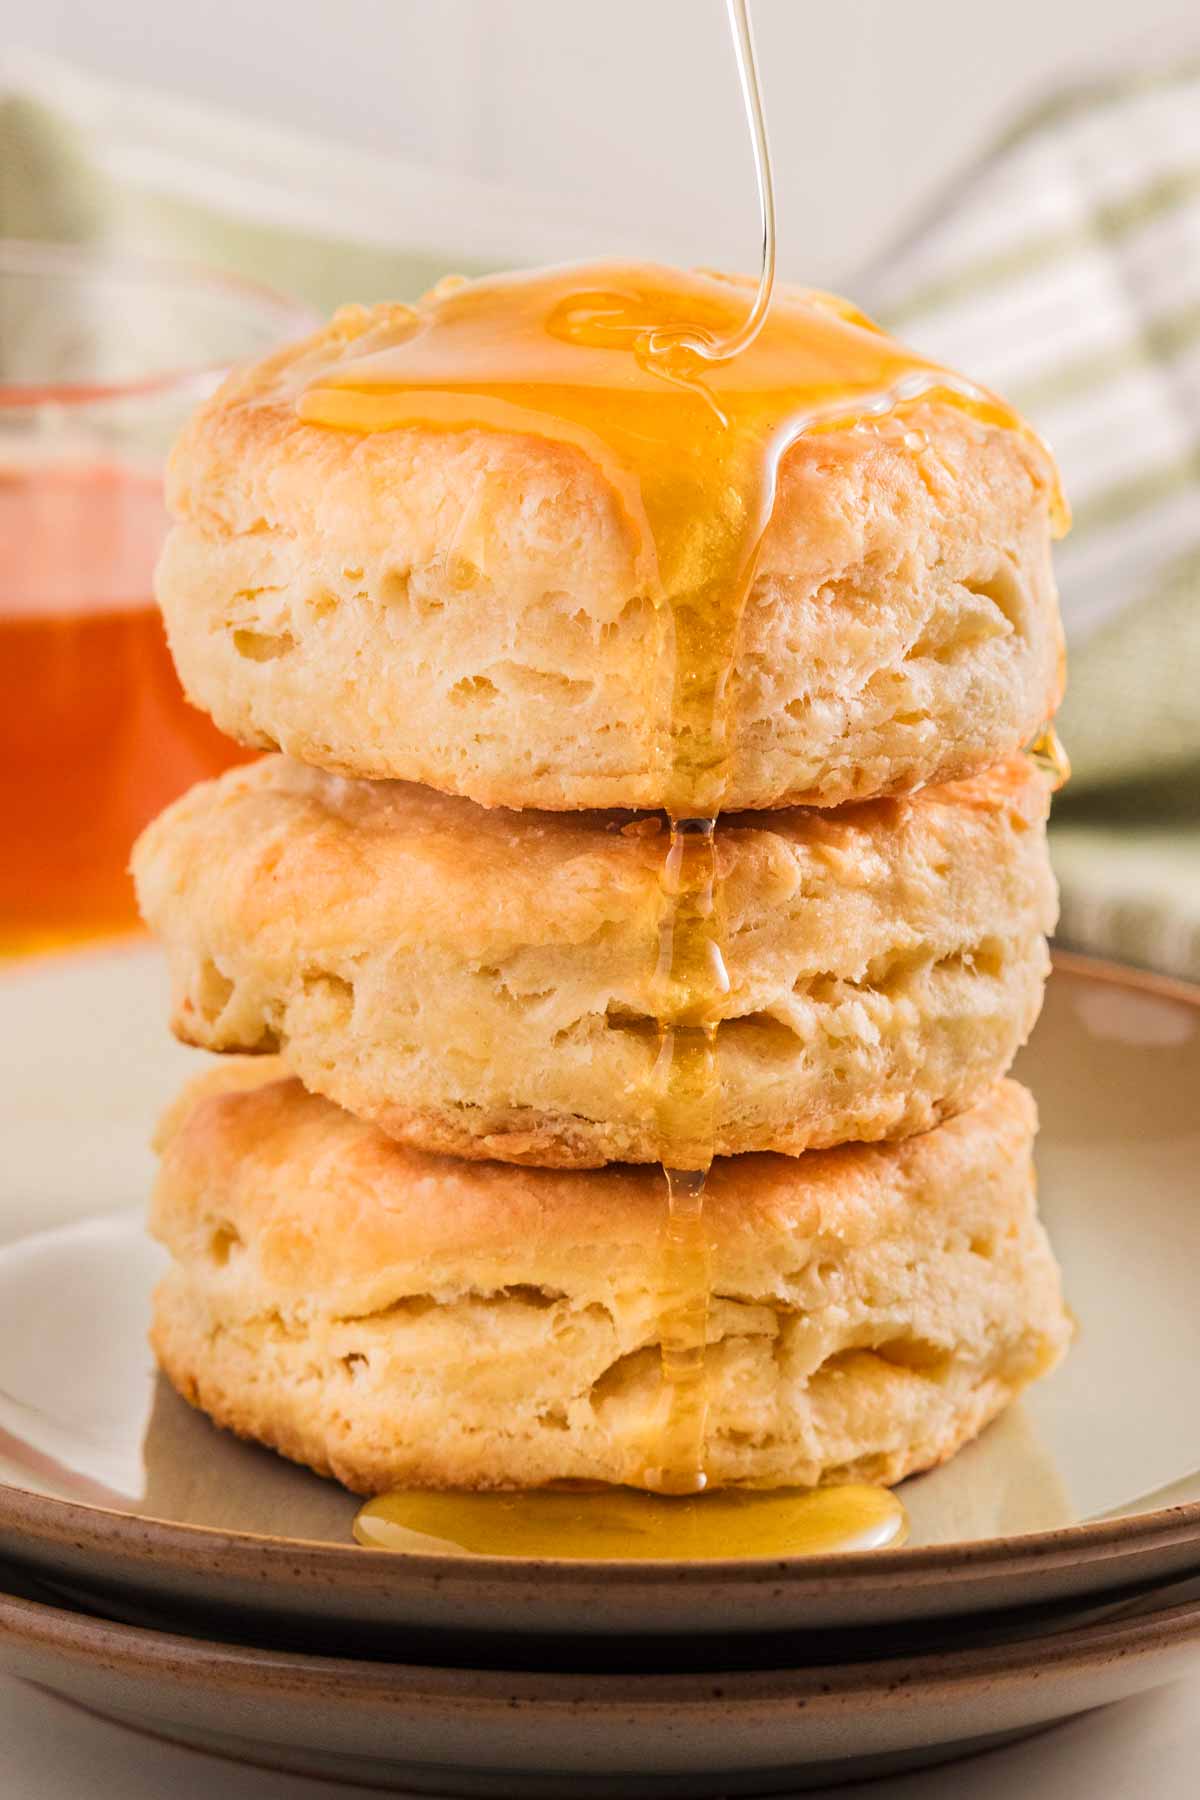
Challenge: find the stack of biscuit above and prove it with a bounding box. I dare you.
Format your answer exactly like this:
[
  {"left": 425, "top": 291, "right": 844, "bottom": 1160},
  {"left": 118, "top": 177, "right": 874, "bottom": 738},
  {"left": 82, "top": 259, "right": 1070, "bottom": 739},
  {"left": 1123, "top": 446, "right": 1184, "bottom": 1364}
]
[{"left": 134, "top": 271, "right": 1072, "bottom": 1498}]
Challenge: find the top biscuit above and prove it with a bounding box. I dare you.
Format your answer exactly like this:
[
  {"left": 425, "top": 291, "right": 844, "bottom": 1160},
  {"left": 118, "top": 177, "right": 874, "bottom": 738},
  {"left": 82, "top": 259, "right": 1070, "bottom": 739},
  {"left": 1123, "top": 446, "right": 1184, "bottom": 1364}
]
[{"left": 160, "top": 263, "right": 1064, "bottom": 811}]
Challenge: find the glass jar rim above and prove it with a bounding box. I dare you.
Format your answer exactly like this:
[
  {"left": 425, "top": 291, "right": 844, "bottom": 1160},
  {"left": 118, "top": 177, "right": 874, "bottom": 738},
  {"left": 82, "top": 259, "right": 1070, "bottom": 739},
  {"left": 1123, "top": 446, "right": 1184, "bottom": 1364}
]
[{"left": 0, "top": 238, "right": 319, "bottom": 408}]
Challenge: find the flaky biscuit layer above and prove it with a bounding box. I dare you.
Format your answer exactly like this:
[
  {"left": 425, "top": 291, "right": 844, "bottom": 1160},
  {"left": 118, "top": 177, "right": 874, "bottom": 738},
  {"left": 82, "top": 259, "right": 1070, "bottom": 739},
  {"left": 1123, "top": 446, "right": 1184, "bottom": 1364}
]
[
  {"left": 151, "top": 1068, "right": 1070, "bottom": 1492},
  {"left": 133, "top": 754, "right": 1056, "bottom": 1165}
]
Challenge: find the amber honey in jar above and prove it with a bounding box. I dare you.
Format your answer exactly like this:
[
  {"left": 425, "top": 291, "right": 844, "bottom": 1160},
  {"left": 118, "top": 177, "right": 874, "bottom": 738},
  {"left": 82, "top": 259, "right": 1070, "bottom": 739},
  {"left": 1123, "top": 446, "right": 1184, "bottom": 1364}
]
[{"left": 0, "top": 242, "right": 311, "bottom": 951}]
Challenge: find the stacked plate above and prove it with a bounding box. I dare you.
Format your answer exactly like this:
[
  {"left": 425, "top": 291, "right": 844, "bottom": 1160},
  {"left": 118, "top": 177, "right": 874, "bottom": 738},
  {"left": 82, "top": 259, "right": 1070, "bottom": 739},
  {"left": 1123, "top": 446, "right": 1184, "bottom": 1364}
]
[{"left": 1, "top": 950, "right": 1198, "bottom": 1795}]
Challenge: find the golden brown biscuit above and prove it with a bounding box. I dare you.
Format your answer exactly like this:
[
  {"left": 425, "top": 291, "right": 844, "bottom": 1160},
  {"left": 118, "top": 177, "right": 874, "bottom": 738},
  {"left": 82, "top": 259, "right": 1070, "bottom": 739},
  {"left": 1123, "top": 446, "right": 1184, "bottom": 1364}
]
[
  {"left": 133, "top": 753, "right": 1056, "bottom": 1167},
  {"left": 158, "top": 277, "right": 1063, "bottom": 811},
  {"left": 151, "top": 1066, "right": 1070, "bottom": 1493}
]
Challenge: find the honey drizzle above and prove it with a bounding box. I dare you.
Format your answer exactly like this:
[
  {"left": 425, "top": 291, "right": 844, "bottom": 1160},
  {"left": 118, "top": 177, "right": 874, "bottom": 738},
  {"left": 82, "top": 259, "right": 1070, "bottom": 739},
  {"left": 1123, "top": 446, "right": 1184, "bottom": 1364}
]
[
  {"left": 642, "top": 0, "right": 772, "bottom": 1496},
  {"left": 646, "top": 817, "right": 727, "bottom": 1492},
  {"left": 300, "top": 59, "right": 1060, "bottom": 1538},
  {"left": 301, "top": 279, "right": 1055, "bottom": 1503}
]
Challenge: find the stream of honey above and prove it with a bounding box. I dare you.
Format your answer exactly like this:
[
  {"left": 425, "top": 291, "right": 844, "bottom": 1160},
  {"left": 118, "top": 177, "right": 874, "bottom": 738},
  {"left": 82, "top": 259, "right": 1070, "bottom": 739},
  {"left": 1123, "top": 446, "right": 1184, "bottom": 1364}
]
[{"left": 334, "top": 1, "right": 1056, "bottom": 1559}]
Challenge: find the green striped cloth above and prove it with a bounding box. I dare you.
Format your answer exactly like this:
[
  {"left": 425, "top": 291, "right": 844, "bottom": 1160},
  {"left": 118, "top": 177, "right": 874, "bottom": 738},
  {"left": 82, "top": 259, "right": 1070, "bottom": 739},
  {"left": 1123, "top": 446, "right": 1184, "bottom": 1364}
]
[
  {"left": 5, "top": 55, "right": 1198, "bottom": 978},
  {"left": 859, "top": 66, "right": 1200, "bottom": 981},
  {"left": 0, "top": 52, "right": 645, "bottom": 306}
]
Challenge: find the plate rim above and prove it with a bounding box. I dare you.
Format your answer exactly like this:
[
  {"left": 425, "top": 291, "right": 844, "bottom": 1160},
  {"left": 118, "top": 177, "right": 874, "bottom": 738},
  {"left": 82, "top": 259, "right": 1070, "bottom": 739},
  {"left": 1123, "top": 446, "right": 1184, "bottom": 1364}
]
[
  {"left": 1, "top": 951, "right": 1198, "bottom": 1599},
  {"left": 3, "top": 1563, "right": 1200, "bottom": 1706}
]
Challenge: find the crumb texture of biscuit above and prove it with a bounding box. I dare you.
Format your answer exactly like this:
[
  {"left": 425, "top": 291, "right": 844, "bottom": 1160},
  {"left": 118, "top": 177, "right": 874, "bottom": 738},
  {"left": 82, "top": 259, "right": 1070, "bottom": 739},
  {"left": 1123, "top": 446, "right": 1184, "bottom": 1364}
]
[
  {"left": 158, "top": 290, "right": 1063, "bottom": 810},
  {"left": 133, "top": 753, "right": 1057, "bottom": 1165},
  {"left": 150, "top": 1068, "right": 1071, "bottom": 1492}
]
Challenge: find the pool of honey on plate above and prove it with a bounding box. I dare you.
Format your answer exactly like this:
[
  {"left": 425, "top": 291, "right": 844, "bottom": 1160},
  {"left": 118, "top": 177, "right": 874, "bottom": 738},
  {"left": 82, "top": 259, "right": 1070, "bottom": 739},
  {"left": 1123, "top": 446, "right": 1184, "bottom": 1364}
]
[
  {"left": 0, "top": 460, "right": 251, "bottom": 952},
  {"left": 354, "top": 1483, "right": 907, "bottom": 1560}
]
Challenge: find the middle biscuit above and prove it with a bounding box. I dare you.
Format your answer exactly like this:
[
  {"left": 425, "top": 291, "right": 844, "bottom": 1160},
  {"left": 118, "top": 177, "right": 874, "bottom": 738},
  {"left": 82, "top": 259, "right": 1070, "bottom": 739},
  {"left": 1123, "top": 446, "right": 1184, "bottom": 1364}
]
[{"left": 133, "top": 753, "right": 1056, "bottom": 1168}]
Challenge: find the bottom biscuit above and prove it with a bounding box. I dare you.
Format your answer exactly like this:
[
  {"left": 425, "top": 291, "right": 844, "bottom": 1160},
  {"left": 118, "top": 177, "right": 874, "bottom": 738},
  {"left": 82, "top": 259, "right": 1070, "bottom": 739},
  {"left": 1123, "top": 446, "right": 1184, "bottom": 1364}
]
[{"left": 150, "top": 1064, "right": 1070, "bottom": 1493}]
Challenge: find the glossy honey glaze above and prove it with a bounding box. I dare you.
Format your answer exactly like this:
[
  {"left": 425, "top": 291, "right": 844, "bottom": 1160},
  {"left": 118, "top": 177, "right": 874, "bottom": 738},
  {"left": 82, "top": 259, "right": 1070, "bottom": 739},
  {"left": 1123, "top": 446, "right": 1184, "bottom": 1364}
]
[
  {"left": 354, "top": 1483, "right": 908, "bottom": 1561},
  {"left": 298, "top": 265, "right": 1058, "bottom": 821},
  {"left": 304, "top": 263, "right": 1060, "bottom": 1511}
]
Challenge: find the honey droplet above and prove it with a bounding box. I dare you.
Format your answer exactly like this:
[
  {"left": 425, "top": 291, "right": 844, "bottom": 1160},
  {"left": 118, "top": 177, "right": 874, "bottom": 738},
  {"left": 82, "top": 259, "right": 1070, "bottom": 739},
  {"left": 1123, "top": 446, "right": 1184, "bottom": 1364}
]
[
  {"left": 1029, "top": 724, "right": 1071, "bottom": 790},
  {"left": 300, "top": 262, "right": 1057, "bottom": 1495},
  {"left": 641, "top": 816, "right": 728, "bottom": 1493}
]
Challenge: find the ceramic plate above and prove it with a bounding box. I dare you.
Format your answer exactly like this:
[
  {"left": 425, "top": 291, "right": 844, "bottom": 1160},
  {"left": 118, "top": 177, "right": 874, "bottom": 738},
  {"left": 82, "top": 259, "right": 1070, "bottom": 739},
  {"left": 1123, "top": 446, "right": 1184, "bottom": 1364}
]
[
  {"left": 0, "top": 950, "right": 1198, "bottom": 1643},
  {"left": 1, "top": 1556, "right": 1199, "bottom": 1795}
]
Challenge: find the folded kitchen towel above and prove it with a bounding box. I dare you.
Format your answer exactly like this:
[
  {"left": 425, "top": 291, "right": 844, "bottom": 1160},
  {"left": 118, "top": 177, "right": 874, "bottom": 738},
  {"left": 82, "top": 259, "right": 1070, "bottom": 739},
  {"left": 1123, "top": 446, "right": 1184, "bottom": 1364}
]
[
  {"left": 860, "top": 64, "right": 1200, "bottom": 981},
  {"left": 0, "top": 52, "right": 662, "bottom": 307},
  {"left": 5, "top": 53, "right": 1198, "bottom": 977}
]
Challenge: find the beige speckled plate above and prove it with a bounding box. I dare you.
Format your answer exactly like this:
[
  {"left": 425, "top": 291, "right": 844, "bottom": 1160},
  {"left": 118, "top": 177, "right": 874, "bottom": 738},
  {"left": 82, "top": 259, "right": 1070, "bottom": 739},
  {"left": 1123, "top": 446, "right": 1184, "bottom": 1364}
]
[
  {"left": 1, "top": 1556, "right": 1199, "bottom": 1794},
  {"left": 0, "top": 951, "right": 1197, "bottom": 1647}
]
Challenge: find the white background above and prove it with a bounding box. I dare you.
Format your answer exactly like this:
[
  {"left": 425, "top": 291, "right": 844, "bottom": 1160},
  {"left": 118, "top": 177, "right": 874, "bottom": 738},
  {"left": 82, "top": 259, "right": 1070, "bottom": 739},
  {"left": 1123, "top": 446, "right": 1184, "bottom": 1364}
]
[{"left": 1, "top": 0, "right": 1199, "bottom": 281}]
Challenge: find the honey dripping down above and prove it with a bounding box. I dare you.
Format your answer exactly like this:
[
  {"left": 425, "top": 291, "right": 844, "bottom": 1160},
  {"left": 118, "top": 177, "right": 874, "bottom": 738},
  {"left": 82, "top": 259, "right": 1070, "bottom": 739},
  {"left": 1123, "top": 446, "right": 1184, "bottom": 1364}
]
[
  {"left": 645, "top": 0, "right": 769, "bottom": 1499},
  {"left": 299, "top": 45, "right": 1063, "bottom": 1553},
  {"left": 1029, "top": 724, "right": 1071, "bottom": 790}
]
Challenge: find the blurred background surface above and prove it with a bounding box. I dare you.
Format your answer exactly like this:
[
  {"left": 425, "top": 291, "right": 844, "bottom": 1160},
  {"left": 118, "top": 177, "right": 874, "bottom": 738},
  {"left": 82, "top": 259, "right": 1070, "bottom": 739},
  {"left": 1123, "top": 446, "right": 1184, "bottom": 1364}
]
[
  {"left": 1, "top": 0, "right": 1198, "bottom": 972},
  {"left": 0, "top": 0, "right": 1197, "bottom": 283}
]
